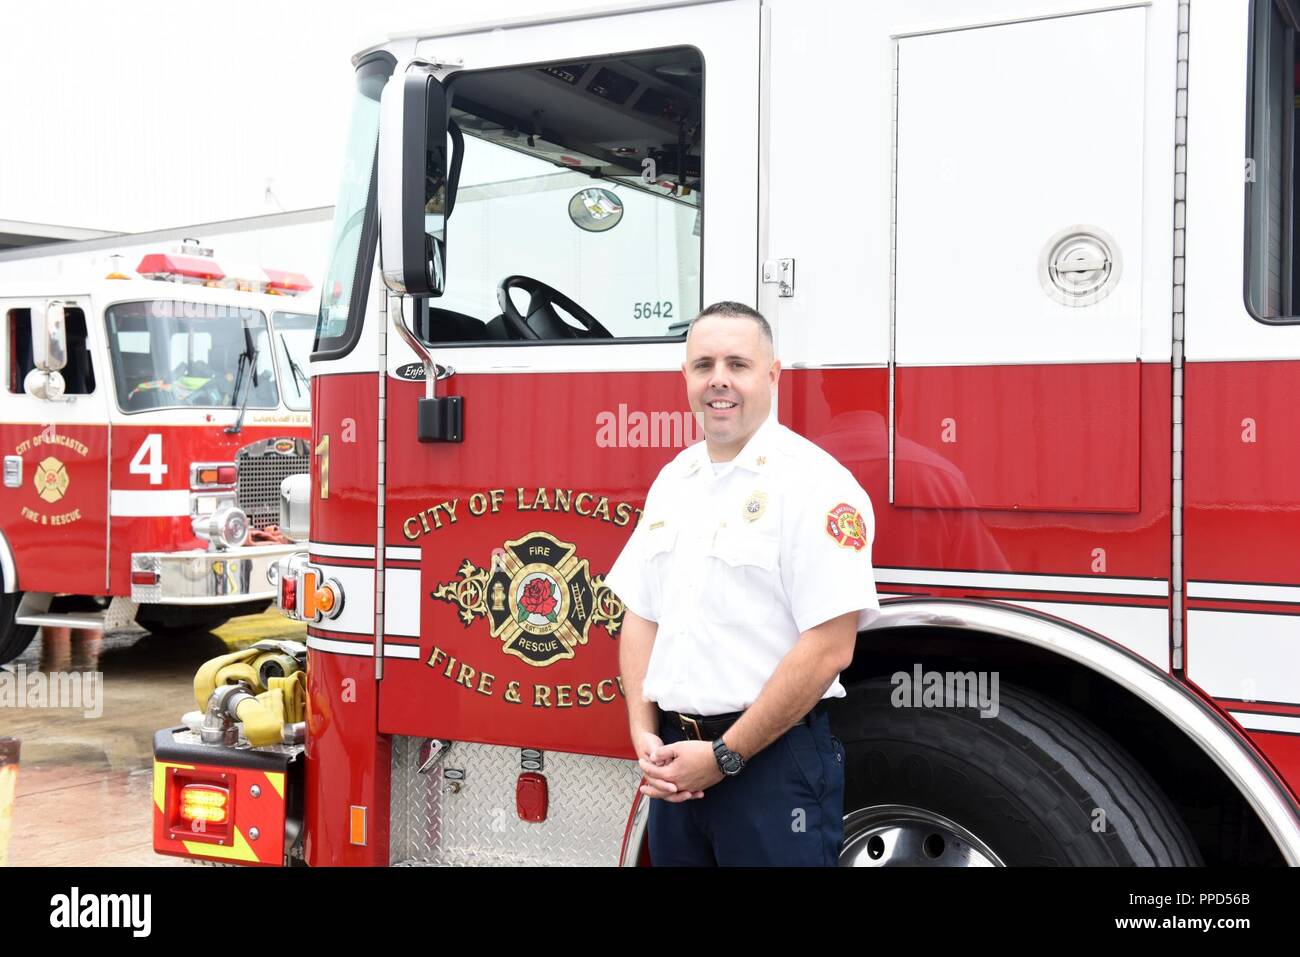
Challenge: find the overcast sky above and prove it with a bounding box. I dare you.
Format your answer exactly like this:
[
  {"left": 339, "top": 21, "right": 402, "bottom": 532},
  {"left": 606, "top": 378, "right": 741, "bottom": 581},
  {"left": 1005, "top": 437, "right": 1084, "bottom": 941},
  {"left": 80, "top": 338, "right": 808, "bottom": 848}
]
[{"left": 0, "top": 0, "right": 613, "bottom": 233}]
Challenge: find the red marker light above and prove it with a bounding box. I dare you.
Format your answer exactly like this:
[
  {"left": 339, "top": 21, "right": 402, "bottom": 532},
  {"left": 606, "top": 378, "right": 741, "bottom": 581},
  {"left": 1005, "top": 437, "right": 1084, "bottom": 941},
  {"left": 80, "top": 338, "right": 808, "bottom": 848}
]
[{"left": 279, "top": 574, "right": 297, "bottom": 614}]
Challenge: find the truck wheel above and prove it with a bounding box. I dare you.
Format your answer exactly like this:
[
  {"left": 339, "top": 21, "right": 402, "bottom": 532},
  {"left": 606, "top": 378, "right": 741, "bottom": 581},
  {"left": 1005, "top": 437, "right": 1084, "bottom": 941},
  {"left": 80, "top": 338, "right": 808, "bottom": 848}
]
[
  {"left": 0, "top": 592, "right": 37, "bottom": 665},
  {"left": 828, "top": 676, "right": 1201, "bottom": 866}
]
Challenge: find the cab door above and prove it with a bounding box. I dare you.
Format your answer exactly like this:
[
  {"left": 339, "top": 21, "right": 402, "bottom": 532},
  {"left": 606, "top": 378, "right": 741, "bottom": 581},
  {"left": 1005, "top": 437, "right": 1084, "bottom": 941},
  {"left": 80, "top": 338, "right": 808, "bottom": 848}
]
[
  {"left": 0, "top": 296, "right": 110, "bottom": 596},
  {"left": 376, "top": 0, "right": 760, "bottom": 758},
  {"left": 892, "top": 6, "right": 1152, "bottom": 514}
]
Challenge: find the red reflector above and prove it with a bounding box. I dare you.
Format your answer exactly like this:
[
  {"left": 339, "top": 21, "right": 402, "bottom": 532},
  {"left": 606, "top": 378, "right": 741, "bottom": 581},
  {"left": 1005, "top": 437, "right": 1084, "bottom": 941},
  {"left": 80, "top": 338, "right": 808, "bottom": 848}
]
[
  {"left": 136, "top": 253, "right": 225, "bottom": 282},
  {"left": 216, "top": 465, "right": 237, "bottom": 484},
  {"left": 280, "top": 575, "right": 296, "bottom": 612},
  {"left": 131, "top": 570, "right": 159, "bottom": 586},
  {"left": 516, "top": 772, "right": 548, "bottom": 823}
]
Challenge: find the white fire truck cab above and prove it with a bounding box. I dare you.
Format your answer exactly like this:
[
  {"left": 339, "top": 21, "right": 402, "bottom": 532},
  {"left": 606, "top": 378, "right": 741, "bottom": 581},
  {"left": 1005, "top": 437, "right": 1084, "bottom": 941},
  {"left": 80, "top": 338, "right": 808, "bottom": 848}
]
[{"left": 0, "top": 244, "right": 316, "bottom": 662}]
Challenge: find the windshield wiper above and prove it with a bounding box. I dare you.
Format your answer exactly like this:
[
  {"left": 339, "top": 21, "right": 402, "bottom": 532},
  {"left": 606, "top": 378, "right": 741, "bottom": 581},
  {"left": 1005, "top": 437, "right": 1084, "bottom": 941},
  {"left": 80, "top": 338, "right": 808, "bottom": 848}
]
[
  {"left": 225, "top": 327, "right": 260, "bottom": 435},
  {"left": 280, "top": 334, "right": 308, "bottom": 396}
]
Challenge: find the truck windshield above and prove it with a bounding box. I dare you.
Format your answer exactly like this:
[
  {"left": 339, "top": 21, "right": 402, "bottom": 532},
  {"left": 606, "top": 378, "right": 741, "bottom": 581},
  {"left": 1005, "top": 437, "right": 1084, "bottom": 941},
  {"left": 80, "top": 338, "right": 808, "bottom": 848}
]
[
  {"left": 105, "top": 300, "right": 279, "bottom": 412},
  {"left": 273, "top": 311, "right": 314, "bottom": 410},
  {"left": 315, "top": 54, "right": 392, "bottom": 353}
]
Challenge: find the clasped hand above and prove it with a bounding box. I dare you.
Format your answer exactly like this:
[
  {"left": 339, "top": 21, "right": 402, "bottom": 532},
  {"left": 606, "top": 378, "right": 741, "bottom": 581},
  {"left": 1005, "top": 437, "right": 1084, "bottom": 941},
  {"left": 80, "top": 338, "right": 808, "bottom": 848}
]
[{"left": 635, "top": 730, "right": 725, "bottom": 802}]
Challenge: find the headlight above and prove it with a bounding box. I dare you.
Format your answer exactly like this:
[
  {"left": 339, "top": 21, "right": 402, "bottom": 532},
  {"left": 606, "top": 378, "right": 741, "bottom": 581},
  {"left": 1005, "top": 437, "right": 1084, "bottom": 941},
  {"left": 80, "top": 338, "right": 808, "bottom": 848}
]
[{"left": 208, "top": 505, "right": 248, "bottom": 550}]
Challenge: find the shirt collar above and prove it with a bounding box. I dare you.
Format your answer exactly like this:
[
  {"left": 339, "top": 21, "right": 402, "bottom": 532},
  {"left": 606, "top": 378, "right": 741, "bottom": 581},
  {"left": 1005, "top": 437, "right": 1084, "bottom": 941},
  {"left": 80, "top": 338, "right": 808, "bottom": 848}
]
[{"left": 678, "top": 415, "right": 779, "bottom": 478}]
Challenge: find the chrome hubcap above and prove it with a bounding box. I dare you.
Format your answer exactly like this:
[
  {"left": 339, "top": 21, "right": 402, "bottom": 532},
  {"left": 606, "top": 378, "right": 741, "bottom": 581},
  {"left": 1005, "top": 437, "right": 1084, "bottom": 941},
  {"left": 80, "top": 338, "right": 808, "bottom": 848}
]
[{"left": 840, "top": 804, "right": 1004, "bottom": 867}]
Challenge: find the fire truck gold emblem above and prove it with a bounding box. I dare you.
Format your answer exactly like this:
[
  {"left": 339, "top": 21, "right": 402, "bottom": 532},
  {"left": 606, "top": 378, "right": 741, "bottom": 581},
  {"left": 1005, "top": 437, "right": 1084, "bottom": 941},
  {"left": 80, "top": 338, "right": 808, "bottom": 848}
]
[
  {"left": 430, "top": 531, "right": 625, "bottom": 667},
  {"left": 33, "top": 456, "right": 69, "bottom": 504}
]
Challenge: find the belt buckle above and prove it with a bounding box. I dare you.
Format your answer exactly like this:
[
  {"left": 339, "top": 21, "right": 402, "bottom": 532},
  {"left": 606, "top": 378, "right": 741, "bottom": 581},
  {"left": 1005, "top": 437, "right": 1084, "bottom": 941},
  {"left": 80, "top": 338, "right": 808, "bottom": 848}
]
[{"left": 678, "top": 713, "right": 703, "bottom": 741}]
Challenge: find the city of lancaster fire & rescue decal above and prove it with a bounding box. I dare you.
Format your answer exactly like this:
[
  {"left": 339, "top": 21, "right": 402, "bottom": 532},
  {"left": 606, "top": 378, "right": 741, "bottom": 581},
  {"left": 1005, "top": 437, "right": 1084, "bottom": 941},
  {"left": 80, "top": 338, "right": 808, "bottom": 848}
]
[
  {"left": 412, "top": 488, "right": 633, "bottom": 673},
  {"left": 12, "top": 427, "right": 87, "bottom": 526}
]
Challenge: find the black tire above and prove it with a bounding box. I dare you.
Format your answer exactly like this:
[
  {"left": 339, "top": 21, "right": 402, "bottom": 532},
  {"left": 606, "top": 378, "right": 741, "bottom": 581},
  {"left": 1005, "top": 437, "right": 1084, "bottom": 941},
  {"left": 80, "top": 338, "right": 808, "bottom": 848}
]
[
  {"left": 0, "top": 591, "right": 38, "bottom": 665},
  {"left": 829, "top": 676, "right": 1202, "bottom": 866},
  {"left": 135, "top": 599, "right": 271, "bottom": 637}
]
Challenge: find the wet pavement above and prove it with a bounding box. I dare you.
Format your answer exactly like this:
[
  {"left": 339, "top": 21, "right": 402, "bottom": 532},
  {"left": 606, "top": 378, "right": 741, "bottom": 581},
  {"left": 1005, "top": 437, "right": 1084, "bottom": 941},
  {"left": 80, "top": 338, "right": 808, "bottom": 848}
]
[{"left": 0, "top": 609, "right": 305, "bottom": 866}]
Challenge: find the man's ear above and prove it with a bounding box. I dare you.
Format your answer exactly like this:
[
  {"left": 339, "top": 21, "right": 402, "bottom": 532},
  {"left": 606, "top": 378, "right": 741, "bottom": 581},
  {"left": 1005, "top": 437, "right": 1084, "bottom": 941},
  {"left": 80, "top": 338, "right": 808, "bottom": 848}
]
[{"left": 770, "top": 358, "right": 782, "bottom": 388}]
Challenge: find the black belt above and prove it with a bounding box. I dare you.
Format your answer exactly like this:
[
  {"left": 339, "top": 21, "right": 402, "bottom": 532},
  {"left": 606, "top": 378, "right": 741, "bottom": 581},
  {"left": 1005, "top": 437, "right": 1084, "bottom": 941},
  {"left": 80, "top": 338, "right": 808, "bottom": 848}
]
[{"left": 660, "top": 701, "right": 827, "bottom": 741}]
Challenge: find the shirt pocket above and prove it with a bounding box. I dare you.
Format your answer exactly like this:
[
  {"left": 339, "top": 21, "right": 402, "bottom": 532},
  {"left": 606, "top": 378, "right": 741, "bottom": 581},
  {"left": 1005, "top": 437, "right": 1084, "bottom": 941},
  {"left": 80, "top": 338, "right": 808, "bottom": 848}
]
[
  {"left": 640, "top": 525, "right": 678, "bottom": 619},
  {"left": 708, "top": 525, "right": 780, "bottom": 571},
  {"left": 705, "top": 525, "right": 781, "bottom": 615}
]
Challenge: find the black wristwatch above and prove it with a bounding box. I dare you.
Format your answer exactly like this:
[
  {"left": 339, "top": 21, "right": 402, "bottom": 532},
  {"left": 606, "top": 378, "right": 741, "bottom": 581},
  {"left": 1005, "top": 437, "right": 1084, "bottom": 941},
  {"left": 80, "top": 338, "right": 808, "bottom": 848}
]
[{"left": 713, "top": 738, "right": 745, "bottom": 776}]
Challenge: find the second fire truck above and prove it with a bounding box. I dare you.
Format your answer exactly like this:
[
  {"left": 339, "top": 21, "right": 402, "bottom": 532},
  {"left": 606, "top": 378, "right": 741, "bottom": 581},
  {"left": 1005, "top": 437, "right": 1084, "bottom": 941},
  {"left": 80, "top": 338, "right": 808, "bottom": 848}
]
[{"left": 0, "top": 244, "right": 315, "bottom": 662}]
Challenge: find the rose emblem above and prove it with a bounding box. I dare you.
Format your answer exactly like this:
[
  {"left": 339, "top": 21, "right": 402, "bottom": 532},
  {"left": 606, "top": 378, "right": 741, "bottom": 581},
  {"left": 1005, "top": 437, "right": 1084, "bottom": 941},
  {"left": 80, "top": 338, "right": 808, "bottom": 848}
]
[{"left": 517, "top": 574, "right": 559, "bottom": 624}]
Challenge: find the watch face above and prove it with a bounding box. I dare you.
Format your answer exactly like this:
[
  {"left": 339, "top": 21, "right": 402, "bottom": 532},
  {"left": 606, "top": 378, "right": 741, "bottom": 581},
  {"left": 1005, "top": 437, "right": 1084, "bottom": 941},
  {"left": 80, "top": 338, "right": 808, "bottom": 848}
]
[{"left": 715, "top": 744, "right": 743, "bottom": 775}]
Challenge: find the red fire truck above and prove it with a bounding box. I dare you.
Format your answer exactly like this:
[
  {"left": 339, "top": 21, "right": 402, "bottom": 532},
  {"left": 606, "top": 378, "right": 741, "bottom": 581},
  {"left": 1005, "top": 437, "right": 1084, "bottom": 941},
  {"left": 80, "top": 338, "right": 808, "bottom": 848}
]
[
  {"left": 154, "top": 0, "right": 1300, "bottom": 866},
  {"left": 0, "top": 244, "right": 315, "bottom": 661}
]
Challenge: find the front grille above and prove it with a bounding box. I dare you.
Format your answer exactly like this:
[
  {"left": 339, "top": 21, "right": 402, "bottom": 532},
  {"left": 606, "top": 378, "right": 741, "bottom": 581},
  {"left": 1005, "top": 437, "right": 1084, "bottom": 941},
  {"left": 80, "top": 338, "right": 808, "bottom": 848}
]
[{"left": 236, "top": 438, "right": 309, "bottom": 529}]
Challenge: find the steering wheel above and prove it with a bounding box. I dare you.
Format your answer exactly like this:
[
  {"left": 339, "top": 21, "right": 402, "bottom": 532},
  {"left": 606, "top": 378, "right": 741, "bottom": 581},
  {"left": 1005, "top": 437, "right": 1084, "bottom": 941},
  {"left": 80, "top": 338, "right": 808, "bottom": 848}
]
[{"left": 496, "top": 275, "right": 612, "bottom": 340}]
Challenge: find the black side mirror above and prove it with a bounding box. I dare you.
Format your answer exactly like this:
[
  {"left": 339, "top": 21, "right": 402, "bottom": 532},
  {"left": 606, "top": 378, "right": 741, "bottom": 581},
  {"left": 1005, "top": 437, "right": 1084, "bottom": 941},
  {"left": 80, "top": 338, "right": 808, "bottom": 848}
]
[{"left": 379, "top": 71, "right": 449, "bottom": 297}]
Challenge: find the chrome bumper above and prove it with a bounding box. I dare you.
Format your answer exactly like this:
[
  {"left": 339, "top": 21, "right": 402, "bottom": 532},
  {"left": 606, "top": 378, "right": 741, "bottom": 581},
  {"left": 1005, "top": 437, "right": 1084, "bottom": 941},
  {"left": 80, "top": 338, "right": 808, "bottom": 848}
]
[{"left": 131, "top": 544, "right": 296, "bottom": 605}]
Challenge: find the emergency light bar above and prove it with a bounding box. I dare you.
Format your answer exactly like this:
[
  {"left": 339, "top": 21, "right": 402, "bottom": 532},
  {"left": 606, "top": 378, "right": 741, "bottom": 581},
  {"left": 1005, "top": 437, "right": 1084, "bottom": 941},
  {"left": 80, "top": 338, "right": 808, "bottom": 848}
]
[{"left": 127, "top": 248, "right": 314, "bottom": 295}]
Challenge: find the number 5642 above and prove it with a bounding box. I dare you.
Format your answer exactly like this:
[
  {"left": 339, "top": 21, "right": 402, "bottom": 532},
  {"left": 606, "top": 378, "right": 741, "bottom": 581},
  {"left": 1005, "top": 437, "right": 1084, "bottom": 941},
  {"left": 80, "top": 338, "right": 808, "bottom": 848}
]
[{"left": 632, "top": 301, "right": 673, "bottom": 320}]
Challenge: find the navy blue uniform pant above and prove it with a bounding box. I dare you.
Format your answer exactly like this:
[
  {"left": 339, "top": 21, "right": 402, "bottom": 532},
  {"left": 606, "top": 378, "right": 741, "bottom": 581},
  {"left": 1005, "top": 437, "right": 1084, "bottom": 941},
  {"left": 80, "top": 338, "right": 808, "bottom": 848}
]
[{"left": 648, "top": 709, "right": 845, "bottom": 866}]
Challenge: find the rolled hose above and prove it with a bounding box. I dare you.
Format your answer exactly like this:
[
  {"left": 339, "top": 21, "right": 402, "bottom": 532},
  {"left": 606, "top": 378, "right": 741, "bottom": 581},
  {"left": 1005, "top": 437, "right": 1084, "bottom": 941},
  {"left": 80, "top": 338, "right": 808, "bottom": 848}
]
[{"left": 193, "top": 642, "right": 307, "bottom": 747}]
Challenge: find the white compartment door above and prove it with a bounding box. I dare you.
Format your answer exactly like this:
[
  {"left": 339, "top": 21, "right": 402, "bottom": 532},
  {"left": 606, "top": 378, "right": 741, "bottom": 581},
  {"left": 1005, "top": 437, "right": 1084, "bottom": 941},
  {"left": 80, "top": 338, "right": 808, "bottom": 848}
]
[{"left": 895, "top": 7, "right": 1147, "bottom": 366}]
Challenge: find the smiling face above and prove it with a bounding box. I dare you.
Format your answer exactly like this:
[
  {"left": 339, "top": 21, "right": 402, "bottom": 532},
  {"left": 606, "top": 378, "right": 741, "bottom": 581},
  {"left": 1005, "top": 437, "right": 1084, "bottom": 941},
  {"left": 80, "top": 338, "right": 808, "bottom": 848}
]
[{"left": 682, "top": 312, "right": 780, "bottom": 462}]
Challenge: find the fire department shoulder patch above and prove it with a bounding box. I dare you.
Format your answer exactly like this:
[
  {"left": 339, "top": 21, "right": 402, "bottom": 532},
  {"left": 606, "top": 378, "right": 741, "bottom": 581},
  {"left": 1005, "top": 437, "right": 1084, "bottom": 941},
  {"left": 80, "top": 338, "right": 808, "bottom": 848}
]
[{"left": 825, "top": 502, "right": 867, "bottom": 551}]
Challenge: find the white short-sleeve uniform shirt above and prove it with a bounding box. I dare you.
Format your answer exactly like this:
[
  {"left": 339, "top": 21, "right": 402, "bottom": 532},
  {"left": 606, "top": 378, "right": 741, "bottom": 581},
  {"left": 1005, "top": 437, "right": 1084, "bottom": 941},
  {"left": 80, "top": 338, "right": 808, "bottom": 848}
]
[{"left": 605, "top": 416, "right": 880, "bottom": 716}]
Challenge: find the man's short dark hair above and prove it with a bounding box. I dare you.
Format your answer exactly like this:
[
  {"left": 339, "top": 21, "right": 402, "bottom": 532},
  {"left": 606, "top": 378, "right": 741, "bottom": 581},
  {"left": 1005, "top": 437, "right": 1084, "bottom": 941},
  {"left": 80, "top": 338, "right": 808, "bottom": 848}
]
[{"left": 687, "top": 300, "right": 773, "bottom": 346}]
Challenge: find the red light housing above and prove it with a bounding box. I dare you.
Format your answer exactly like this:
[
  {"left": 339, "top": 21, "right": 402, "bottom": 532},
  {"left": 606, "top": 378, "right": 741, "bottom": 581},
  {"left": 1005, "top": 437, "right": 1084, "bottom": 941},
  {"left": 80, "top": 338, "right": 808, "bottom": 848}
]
[
  {"left": 166, "top": 773, "right": 233, "bottom": 843},
  {"left": 137, "top": 253, "right": 225, "bottom": 283},
  {"left": 191, "top": 462, "right": 237, "bottom": 489},
  {"left": 131, "top": 570, "right": 159, "bottom": 586},
  {"left": 263, "top": 268, "right": 313, "bottom": 294},
  {"left": 516, "top": 772, "right": 548, "bottom": 822}
]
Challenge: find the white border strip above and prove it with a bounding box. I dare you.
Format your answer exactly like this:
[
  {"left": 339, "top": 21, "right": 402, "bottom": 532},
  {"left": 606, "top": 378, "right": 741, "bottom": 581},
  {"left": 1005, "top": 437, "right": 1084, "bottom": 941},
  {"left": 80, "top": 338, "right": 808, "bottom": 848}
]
[
  {"left": 385, "top": 545, "right": 421, "bottom": 561},
  {"left": 1230, "top": 711, "right": 1300, "bottom": 735},
  {"left": 383, "top": 644, "right": 421, "bottom": 660},
  {"left": 109, "top": 489, "right": 190, "bottom": 517},
  {"left": 874, "top": 567, "right": 1167, "bottom": 598},
  {"left": 1188, "top": 581, "right": 1300, "bottom": 603},
  {"left": 309, "top": 542, "right": 377, "bottom": 559},
  {"left": 306, "top": 636, "right": 375, "bottom": 657}
]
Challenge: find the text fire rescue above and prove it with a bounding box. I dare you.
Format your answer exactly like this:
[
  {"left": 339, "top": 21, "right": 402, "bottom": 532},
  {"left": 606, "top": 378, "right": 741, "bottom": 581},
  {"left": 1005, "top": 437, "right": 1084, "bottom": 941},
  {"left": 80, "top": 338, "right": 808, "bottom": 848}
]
[{"left": 401, "top": 486, "right": 642, "bottom": 540}]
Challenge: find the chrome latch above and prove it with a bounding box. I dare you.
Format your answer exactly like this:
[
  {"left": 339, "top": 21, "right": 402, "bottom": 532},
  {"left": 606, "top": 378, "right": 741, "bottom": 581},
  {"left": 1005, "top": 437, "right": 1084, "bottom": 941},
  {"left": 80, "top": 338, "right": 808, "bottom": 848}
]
[
  {"left": 521, "top": 748, "right": 544, "bottom": 772},
  {"left": 2, "top": 456, "right": 19, "bottom": 488},
  {"left": 762, "top": 258, "right": 795, "bottom": 298},
  {"left": 417, "top": 738, "right": 451, "bottom": 774}
]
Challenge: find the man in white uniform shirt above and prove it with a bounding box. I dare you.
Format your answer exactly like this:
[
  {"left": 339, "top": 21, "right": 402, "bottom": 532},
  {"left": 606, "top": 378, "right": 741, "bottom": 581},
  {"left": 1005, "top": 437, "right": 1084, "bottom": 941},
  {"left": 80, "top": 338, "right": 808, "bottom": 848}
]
[{"left": 605, "top": 301, "right": 880, "bottom": 866}]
